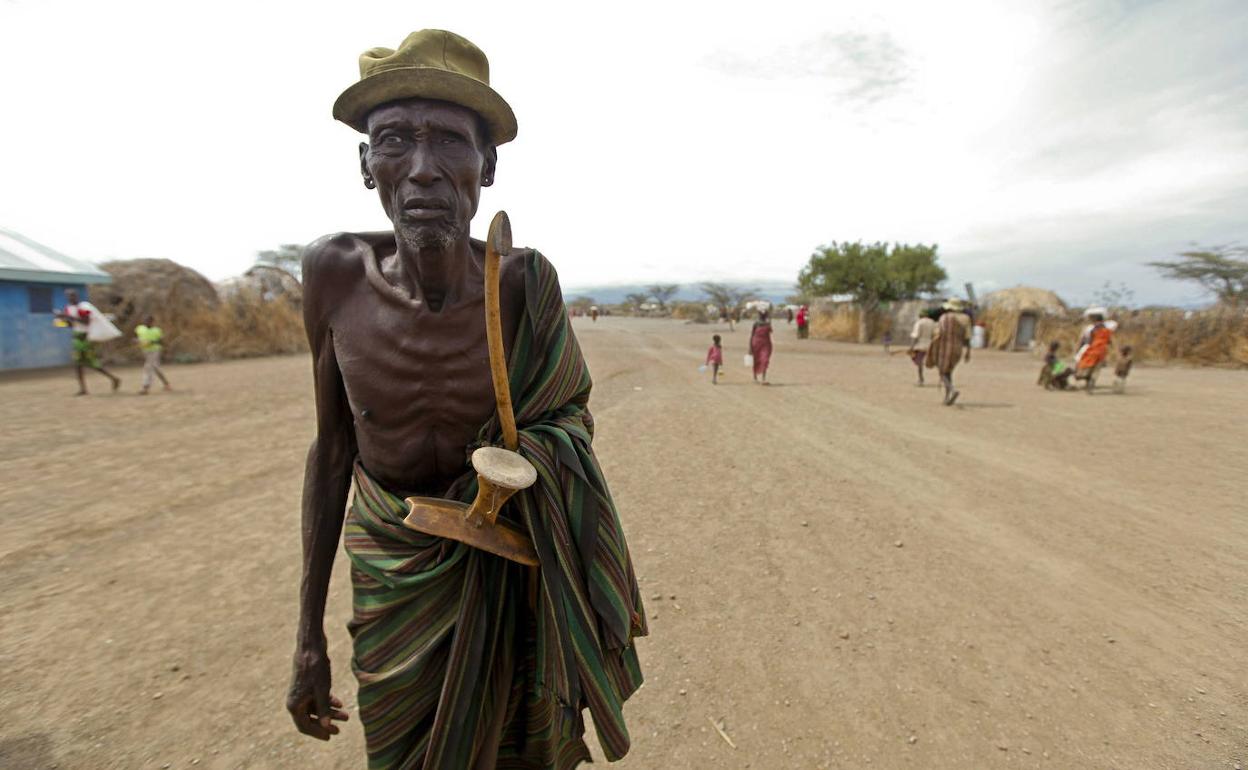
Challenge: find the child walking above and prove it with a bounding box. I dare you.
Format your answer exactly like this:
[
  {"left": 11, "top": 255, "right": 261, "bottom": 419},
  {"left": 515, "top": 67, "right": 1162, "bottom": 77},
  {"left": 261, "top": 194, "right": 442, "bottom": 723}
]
[
  {"left": 706, "top": 334, "right": 724, "bottom": 385},
  {"left": 135, "top": 315, "right": 172, "bottom": 395}
]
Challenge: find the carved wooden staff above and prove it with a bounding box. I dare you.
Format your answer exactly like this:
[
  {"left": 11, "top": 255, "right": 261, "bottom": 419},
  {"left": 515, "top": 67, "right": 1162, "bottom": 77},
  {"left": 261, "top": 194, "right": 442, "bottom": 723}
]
[{"left": 402, "top": 212, "right": 540, "bottom": 566}]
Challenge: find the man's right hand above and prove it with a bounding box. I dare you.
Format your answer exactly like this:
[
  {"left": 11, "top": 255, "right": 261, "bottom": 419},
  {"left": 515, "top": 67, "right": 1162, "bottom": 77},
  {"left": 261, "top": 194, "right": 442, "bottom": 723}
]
[{"left": 287, "top": 644, "right": 350, "bottom": 740}]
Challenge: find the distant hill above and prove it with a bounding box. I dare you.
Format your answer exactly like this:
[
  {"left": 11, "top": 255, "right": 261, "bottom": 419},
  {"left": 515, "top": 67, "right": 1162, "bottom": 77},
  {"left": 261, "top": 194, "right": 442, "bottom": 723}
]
[{"left": 561, "top": 280, "right": 798, "bottom": 306}]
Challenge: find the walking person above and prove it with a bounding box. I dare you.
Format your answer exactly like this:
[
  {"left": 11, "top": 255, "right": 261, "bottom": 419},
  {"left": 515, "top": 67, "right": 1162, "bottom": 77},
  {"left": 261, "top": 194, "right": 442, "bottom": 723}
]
[
  {"left": 54, "top": 289, "right": 121, "bottom": 395},
  {"left": 795, "top": 304, "right": 809, "bottom": 339},
  {"left": 705, "top": 333, "right": 724, "bottom": 385},
  {"left": 908, "top": 307, "right": 938, "bottom": 386},
  {"left": 286, "top": 30, "right": 645, "bottom": 767},
  {"left": 926, "top": 299, "right": 972, "bottom": 405},
  {"left": 135, "top": 315, "right": 172, "bottom": 395},
  {"left": 749, "top": 309, "right": 774, "bottom": 384}
]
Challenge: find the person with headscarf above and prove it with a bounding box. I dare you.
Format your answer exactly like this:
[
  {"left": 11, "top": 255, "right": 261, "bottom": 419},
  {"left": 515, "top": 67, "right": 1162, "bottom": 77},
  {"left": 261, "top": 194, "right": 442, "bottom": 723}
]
[{"left": 1074, "top": 307, "right": 1116, "bottom": 393}]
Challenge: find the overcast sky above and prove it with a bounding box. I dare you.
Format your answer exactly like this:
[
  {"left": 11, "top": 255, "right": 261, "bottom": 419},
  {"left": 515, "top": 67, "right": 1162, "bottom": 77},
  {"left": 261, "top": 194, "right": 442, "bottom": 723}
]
[{"left": 1, "top": 0, "right": 1244, "bottom": 306}]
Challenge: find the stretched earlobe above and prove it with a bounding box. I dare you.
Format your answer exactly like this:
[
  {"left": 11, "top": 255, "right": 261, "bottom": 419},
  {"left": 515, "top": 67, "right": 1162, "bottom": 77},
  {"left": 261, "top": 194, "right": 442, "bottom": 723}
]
[
  {"left": 359, "top": 141, "right": 375, "bottom": 189},
  {"left": 481, "top": 147, "right": 498, "bottom": 187}
]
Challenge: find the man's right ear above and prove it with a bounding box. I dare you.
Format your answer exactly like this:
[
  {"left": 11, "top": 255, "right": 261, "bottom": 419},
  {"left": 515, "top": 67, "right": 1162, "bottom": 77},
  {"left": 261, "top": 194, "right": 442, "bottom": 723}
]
[{"left": 359, "top": 142, "right": 376, "bottom": 189}]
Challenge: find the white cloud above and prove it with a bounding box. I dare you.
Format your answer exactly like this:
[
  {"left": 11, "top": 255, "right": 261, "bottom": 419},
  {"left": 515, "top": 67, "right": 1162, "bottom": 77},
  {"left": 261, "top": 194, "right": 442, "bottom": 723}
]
[{"left": 0, "top": 0, "right": 1242, "bottom": 307}]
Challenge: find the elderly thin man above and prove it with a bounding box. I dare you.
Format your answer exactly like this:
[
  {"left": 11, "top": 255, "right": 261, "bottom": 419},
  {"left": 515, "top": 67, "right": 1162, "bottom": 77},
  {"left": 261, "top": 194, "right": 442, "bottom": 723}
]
[{"left": 286, "top": 30, "right": 646, "bottom": 769}]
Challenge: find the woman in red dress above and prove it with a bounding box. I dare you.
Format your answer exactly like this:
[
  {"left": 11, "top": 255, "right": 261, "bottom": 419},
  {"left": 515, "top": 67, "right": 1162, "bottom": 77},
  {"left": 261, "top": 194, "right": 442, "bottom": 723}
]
[{"left": 750, "top": 309, "right": 774, "bottom": 384}]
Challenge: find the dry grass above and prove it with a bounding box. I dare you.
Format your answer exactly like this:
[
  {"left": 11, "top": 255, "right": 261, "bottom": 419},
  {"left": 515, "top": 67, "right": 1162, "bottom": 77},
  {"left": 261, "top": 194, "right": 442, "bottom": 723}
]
[
  {"left": 810, "top": 304, "right": 861, "bottom": 341},
  {"left": 1028, "top": 308, "right": 1248, "bottom": 367},
  {"left": 670, "top": 302, "right": 711, "bottom": 323},
  {"left": 815, "top": 298, "right": 1248, "bottom": 367},
  {"left": 981, "top": 287, "right": 1066, "bottom": 313},
  {"left": 98, "top": 289, "right": 307, "bottom": 364}
]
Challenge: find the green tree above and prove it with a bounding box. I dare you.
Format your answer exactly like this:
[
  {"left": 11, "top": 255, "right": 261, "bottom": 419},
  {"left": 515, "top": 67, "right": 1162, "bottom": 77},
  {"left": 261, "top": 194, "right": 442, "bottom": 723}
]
[
  {"left": 1149, "top": 245, "right": 1248, "bottom": 308},
  {"left": 646, "top": 284, "right": 680, "bottom": 313},
  {"left": 797, "top": 241, "right": 946, "bottom": 342},
  {"left": 568, "top": 296, "right": 596, "bottom": 313},
  {"left": 255, "top": 244, "right": 305, "bottom": 281}
]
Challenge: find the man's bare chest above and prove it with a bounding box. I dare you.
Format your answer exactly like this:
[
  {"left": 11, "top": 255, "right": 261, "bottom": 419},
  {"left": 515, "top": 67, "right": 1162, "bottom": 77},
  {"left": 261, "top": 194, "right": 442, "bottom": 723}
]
[{"left": 331, "top": 296, "right": 499, "bottom": 431}]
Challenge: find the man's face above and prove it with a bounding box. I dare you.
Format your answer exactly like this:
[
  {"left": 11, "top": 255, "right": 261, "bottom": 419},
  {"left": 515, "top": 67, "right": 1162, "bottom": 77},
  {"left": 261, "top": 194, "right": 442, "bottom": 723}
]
[
  {"left": 66, "top": 290, "right": 79, "bottom": 304},
  {"left": 362, "top": 99, "right": 496, "bottom": 252}
]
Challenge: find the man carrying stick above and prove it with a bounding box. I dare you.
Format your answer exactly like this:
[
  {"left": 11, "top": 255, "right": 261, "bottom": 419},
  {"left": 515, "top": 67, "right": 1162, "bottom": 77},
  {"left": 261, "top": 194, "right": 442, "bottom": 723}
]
[
  {"left": 927, "top": 298, "right": 972, "bottom": 405},
  {"left": 286, "top": 30, "right": 646, "bottom": 769}
]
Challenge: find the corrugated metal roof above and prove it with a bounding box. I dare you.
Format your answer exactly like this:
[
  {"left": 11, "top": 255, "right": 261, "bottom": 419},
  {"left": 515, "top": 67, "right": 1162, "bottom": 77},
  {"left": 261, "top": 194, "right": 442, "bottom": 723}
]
[{"left": 0, "top": 227, "right": 112, "bottom": 285}]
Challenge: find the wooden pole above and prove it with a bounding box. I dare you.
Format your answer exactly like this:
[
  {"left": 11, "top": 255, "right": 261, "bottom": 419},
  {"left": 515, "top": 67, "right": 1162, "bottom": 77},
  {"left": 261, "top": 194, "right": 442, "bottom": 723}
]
[{"left": 484, "top": 211, "right": 519, "bottom": 451}]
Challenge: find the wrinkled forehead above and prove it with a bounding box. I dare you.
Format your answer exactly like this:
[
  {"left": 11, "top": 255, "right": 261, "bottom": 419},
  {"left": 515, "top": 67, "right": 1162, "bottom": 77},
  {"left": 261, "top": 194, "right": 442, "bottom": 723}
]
[{"left": 365, "top": 98, "right": 487, "bottom": 141}]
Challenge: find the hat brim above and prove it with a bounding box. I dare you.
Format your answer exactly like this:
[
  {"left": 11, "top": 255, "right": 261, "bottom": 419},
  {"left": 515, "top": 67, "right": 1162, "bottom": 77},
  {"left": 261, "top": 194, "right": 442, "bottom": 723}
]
[{"left": 332, "top": 66, "right": 517, "bottom": 145}]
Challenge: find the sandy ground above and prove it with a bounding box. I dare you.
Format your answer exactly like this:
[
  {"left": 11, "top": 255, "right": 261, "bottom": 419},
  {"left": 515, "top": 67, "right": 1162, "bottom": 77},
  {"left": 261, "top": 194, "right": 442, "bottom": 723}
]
[{"left": 1, "top": 317, "right": 1245, "bottom": 770}]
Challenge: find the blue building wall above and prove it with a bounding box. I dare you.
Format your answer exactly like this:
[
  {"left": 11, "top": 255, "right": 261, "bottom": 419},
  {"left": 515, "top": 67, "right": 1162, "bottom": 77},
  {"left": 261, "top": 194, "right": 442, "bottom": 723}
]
[{"left": 0, "top": 281, "right": 87, "bottom": 370}]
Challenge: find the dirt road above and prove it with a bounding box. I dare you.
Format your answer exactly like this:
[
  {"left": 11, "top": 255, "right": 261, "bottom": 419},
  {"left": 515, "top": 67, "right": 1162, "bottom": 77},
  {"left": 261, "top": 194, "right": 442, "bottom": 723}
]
[{"left": 1, "top": 318, "right": 1244, "bottom": 769}]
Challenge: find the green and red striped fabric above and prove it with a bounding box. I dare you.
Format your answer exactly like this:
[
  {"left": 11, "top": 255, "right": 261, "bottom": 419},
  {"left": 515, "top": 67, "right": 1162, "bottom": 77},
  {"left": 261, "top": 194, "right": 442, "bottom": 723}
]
[{"left": 345, "top": 250, "right": 646, "bottom": 769}]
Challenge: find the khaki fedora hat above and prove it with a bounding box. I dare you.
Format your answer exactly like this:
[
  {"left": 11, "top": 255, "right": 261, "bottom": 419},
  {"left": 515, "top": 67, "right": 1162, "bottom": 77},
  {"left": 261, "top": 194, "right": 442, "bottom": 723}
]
[{"left": 333, "top": 29, "right": 517, "bottom": 145}]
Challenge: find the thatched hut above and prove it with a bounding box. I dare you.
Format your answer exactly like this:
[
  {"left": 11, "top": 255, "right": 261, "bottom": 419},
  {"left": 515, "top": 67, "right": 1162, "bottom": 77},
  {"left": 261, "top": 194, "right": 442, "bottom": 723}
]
[
  {"left": 217, "top": 265, "right": 303, "bottom": 306},
  {"left": 86, "top": 258, "right": 222, "bottom": 362},
  {"left": 90, "top": 258, "right": 220, "bottom": 329},
  {"left": 979, "top": 286, "right": 1068, "bottom": 350}
]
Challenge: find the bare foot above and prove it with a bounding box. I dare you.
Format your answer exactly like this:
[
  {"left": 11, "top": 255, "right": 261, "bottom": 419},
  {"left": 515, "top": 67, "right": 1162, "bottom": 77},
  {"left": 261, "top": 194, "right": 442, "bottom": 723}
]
[{"left": 74, "top": 390, "right": 88, "bottom": 397}]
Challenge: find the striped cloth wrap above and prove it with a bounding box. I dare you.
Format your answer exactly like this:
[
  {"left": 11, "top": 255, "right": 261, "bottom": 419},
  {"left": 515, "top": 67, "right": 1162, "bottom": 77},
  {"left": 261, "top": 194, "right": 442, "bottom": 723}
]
[{"left": 345, "top": 250, "right": 647, "bottom": 770}]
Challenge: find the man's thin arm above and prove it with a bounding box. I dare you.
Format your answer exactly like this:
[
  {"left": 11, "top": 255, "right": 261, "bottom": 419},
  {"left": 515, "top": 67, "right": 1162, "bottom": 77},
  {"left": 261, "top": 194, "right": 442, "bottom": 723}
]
[
  {"left": 287, "top": 243, "right": 356, "bottom": 740},
  {"left": 296, "top": 273, "right": 355, "bottom": 650}
]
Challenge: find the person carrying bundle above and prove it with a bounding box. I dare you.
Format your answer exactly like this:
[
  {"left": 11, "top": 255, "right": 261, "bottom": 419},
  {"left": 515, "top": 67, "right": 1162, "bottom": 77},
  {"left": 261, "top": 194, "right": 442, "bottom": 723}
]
[{"left": 1074, "top": 307, "right": 1116, "bottom": 393}]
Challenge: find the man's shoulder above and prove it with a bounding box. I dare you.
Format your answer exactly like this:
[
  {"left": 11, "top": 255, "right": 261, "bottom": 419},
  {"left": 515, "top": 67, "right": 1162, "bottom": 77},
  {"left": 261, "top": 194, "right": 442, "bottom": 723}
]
[
  {"left": 498, "top": 245, "right": 563, "bottom": 294},
  {"left": 303, "top": 231, "right": 392, "bottom": 281}
]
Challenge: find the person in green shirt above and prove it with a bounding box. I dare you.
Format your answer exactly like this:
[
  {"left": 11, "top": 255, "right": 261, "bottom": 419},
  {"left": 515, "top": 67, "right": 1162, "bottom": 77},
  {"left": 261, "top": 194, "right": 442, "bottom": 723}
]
[{"left": 135, "top": 315, "right": 171, "bottom": 395}]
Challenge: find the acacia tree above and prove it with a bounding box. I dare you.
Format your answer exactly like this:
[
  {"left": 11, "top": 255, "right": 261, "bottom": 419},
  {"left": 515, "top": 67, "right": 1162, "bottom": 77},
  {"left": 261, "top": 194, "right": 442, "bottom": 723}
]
[
  {"left": 623, "top": 292, "right": 651, "bottom": 313},
  {"left": 646, "top": 284, "right": 680, "bottom": 313},
  {"left": 256, "top": 244, "right": 305, "bottom": 281},
  {"left": 1149, "top": 245, "right": 1248, "bottom": 308},
  {"left": 698, "top": 282, "right": 758, "bottom": 318},
  {"left": 797, "top": 241, "right": 946, "bottom": 342}
]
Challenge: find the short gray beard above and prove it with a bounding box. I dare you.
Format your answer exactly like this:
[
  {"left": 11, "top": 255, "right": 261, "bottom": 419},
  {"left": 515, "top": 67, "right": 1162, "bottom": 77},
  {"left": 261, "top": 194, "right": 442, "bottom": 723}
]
[{"left": 398, "top": 222, "right": 464, "bottom": 252}]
